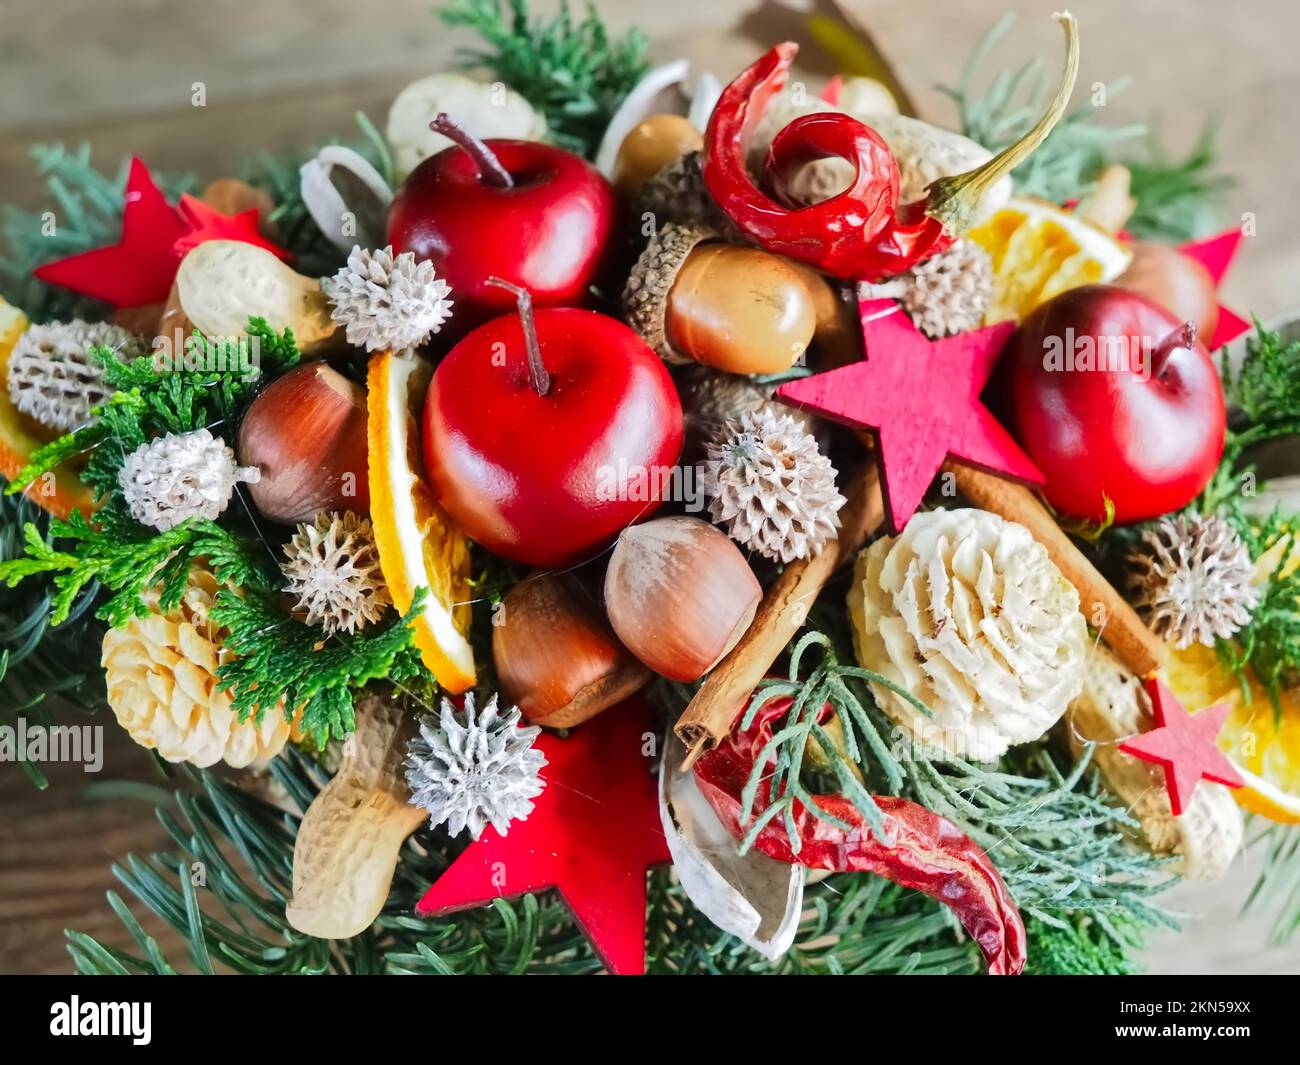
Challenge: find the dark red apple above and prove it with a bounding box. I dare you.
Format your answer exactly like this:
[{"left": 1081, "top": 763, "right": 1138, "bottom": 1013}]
[
  {"left": 423, "top": 290, "right": 684, "bottom": 566},
  {"left": 387, "top": 115, "right": 617, "bottom": 331},
  {"left": 1005, "top": 284, "right": 1225, "bottom": 524}
]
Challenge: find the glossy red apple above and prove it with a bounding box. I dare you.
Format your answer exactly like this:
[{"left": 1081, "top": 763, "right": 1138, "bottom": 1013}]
[
  {"left": 423, "top": 285, "right": 684, "bottom": 566},
  {"left": 388, "top": 114, "right": 617, "bottom": 331},
  {"left": 1005, "top": 284, "right": 1225, "bottom": 524}
]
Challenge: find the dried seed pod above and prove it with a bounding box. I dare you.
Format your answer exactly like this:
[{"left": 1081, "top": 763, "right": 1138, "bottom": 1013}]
[
  {"left": 176, "top": 240, "right": 338, "bottom": 352},
  {"left": 493, "top": 572, "right": 651, "bottom": 728},
  {"left": 286, "top": 693, "right": 425, "bottom": 939},
  {"left": 604, "top": 515, "right": 761, "bottom": 682},
  {"left": 624, "top": 223, "right": 814, "bottom": 374},
  {"left": 1067, "top": 642, "right": 1243, "bottom": 880}
]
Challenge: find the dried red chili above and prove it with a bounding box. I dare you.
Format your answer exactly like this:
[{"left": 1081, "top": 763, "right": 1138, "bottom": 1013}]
[
  {"left": 693, "top": 700, "right": 1027, "bottom": 975},
  {"left": 701, "top": 14, "right": 1079, "bottom": 283}
]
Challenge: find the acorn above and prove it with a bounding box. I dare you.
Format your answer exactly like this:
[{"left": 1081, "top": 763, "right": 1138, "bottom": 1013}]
[
  {"left": 612, "top": 114, "right": 703, "bottom": 197},
  {"left": 238, "top": 361, "right": 369, "bottom": 524},
  {"left": 604, "top": 515, "right": 761, "bottom": 682},
  {"left": 493, "top": 572, "right": 652, "bottom": 728},
  {"left": 635, "top": 150, "right": 729, "bottom": 231},
  {"left": 623, "top": 222, "right": 816, "bottom": 374}
]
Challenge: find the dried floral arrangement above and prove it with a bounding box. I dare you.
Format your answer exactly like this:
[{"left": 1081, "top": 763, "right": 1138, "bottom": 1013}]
[{"left": 1, "top": 0, "right": 1298, "bottom": 976}]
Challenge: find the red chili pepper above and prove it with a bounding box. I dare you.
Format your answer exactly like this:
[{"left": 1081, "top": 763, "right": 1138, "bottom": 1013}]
[
  {"left": 702, "top": 15, "right": 1079, "bottom": 284},
  {"left": 693, "top": 700, "right": 1027, "bottom": 975}
]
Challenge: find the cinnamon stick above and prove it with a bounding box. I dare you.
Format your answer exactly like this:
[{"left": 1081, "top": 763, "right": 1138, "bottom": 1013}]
[
  {"left": 945, "top": 462, "right": 1167, "bottom": 678},
  {"left": 675, "top": 463, "right": 884, "bottom": 766}
]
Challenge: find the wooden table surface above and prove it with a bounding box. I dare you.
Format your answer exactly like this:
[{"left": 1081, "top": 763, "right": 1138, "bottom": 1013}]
[{"left": 1, "top": 0, "right": 1298, "bottom": 975}]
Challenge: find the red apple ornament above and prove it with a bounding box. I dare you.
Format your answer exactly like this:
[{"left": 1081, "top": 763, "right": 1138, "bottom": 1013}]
[
  {"left": 423, "top": 281, "right": 684, "bottom": 566},
  {"left": 388, "top": 114, "right": 617, "bottom": 331},
  {"left": 1005, "top": 285, "right": 1225, "bottom": 524}
]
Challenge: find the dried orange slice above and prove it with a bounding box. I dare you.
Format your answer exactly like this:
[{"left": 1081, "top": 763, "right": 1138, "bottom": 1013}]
[
  {"left": 367, "top": 348, "right": 475, "bottom": 692},
  {"left": 0, "top": 299, "right": 95, "bottom": 519},
  {"left": 1166, "top": 642, "right": 1300, "bottom": 823},
  {"left": 966, "top": 197, "right": 1132, "bottom": 324}
]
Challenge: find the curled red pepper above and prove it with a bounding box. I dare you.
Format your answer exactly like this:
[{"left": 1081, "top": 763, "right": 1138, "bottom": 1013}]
[
  {"left": 702, "top": 14, "right": 1079, "bottom": 283},
  {"left": 693, "top": 701, "right": 1027, "bottom": 975}
]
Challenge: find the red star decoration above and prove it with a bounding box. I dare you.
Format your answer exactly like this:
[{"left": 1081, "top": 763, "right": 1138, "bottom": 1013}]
[
  {"left": 174, "top": 194, "right": 291, "bottom": 261},
  {"left": 776, "top": 298, "right": 1042, "bottom": 533},
  {"left": 1118, "top": 678, "right": 1244, "bottom": 815},
  {"left": 1178, "top": 229, "right": 1249, "bottom": 349},
  {"left": 34, "top": 157, "right": 188, "bottom": 308},
  {"left": 33, "top": 158, "right": 288, "bottom": 309},
  {"left": 417, "top": 698, "right": 670, "bottom": 975}
]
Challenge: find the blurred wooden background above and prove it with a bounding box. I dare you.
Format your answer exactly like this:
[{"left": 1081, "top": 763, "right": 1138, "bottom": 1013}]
[{"left": 1, "top": 0, "right": 1298, "bottom": 975}]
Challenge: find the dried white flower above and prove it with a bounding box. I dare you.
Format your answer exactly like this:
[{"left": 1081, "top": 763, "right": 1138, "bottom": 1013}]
[
  {"left": 848, "top": 508, "right": 1088, "bottom": 762},
  {"left": 862, "top": 240, "right": 994, "bottom": 338},
  {"left": 281, "top": 511, "right": 391, "bottom": 635},
  {"left": 119, "top": 428, "right": 260, "bottom": 531},
  {"left": 405, "top": 693, "right": 547, "bottom": 840},
  {"left": 1127, "top": 513, "right": 1259, "bottom": 649},
  {"left": 703, "top": 408, "right": 845, "bottom": 563},
  {"left": 8, "top": 320, "right": 142, "bottom": 431},
  {"left": 323, "top": 245, "right": 453, "bottom": 352}
]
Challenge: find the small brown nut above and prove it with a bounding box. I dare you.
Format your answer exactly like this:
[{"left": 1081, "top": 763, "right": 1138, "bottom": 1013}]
[
  {"left": 176, "top": 240, "right": 338, "bottom": 352},
  {"left": 613, "top": 114, "right": 703, "bottom": 196},
  {"left": 286, "top": 694, "right": 425, "bottom": 939},
  {"left": 624, "top": 223, "right": 815, "bottom": 374},
  {"left": 493, "top": 572, "right": 651, "bottom": 728},
  {"left": 604, "top": 515, "right": 761, "bottom": 682},
  {"left": 238, "top": 361, "right": 370, "bottom": 524}
]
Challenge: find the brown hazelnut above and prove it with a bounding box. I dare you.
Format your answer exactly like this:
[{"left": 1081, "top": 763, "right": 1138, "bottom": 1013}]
[
  {"left": 239, "top": 361, "right": 369, "bottom": 524},
  {"left": 604, "top": 516, "right": 761, "bottom": 682},
  {"left": 493, "top": 573, "right": 651, "bottom": 728}
]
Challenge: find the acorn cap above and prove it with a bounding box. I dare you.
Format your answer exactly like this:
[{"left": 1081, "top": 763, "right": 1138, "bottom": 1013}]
[
  {"left": 623, "top": 221, "right": 718, "bottom": 363},
  {"left": 635, "top": 150, "right": 729, "bottom": 232}
]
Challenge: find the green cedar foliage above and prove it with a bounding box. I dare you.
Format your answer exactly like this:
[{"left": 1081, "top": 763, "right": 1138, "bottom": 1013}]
[{"left": 440, "top": 0, "right": 649, "bottom": 158}]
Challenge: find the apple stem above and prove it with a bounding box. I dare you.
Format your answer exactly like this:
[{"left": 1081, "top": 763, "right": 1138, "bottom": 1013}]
[
  {"left": 1151, "top": 321, "right": 1197, "bottom": 379},
  {"left": 430, "top": 113, "right": 514, "bottom": 189},
  {"left": 486, "top": 277, "right": 550, "bottom": 396}
]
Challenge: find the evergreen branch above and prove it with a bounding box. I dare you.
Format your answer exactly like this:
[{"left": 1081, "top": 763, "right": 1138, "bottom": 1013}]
[
  {"left": 440, "top": 0, "right": 649, "bottom": 158},
  {"left": 66, "top": 748, "right": 982, "bottom": 975},
  {"left": 1242, "top": 824, "right": 1300, "bottom": 945},
  {"left": 209, "top": 590, "right": 427, "bottom": 747}
]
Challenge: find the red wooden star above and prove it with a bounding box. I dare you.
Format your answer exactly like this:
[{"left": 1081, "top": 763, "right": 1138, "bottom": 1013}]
[
  {"left": 174, "top": 194, "right": 291, "bottom": 261},
  {"left": 34, "top": 157, "right": 188, "bottom": 308},
  {"left": 33, "top": 159, "right": 290, "bottom": 309},
  {"left": 776, "top": 298, "right": 1042, "bottom": 533},
  {"left": 1119, "top": 678, "right": 1244, "bottom": 815},
  {"left": 417, "top": 698, "right": 670, "bottom": 975},
  {"left": 1178, "top": 229, "right": 1249, "bottom": 349}
]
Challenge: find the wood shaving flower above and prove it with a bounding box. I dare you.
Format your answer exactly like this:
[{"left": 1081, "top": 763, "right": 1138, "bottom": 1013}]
[
  {"left": 101, "top": 569, "right": 290, "bottom": 767},
  {"left": 848, "top": 508, "right": 1087, "bottom": 761}
]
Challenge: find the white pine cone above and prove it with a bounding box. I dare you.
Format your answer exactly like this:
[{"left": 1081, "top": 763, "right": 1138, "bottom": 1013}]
[
  {"left": 703, "top": 408, "right": 845, "bottom": 563},
  {"left": 848, "top": 508, "right": 1088, "bottom": 762},
  {"left": 101, "top": 569, "right": 290, "bottom": 767},
  {"left": 1127, "top": 513, "right": 1259, "bottom": 649},
  {"left": 676, "top": 365, "right": 818, "bottom": 460},
  {"left": 862, "top": 240, "right": 994, "bottom": 338},
  {"left": 119, "top": 428, "right": 260, "bottom": 531},
  {"left": 404, "top": 692, "right": 547, "bottom": 840},
  {"left": 322, "top": 245, "right": 453, "bottom": 352},
  {"left": 1067, "top": 641, "right": 1243, "bottom": 879},
  {"left": 8, "top": 320, "right": 142, "bottom": 431},
  {"left": 281, "top": 511, "right": 391, "bottom": 635}
]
